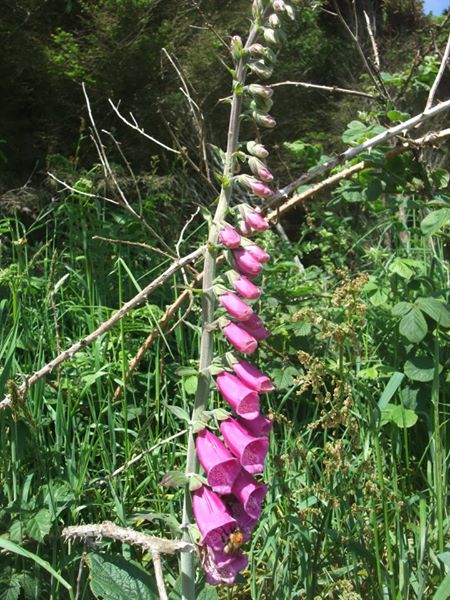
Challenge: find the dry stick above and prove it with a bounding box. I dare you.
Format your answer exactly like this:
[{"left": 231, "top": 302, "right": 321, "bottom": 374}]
[
  {"left": 152, "top": 551, "right": 169, "bottom": 600},
  {"left": 425, "top": 32, "right": 450, "bottom": 112},
  {"left": 364, "top": 11, "right": 380, "bottom": 70},
  {"left": 62, "top": 522, "right": 195, "bottom": 556},
  {"left": 271, "top": 80, "right": 375, "bottom": 99},
  {"left": 0, "top": 246, "right": 205, "bottom": 411},
  {"left": 263, "top": 97, "right": 450, "bottom": 211}
]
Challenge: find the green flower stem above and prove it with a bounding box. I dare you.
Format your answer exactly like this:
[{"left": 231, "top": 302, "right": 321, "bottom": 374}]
[{"left": 180, "top": 24, "right": 259, "bottom": 600}]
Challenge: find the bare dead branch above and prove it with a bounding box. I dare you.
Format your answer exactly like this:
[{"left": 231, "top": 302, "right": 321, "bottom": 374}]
[
  {"left": 152, "top": 551, "right": 169, "bottom": 600},
  {"left": 271, "top": 80, "right": 375, "bottom": 99},
  {"left": 364, "top": 11, "right": 380, "bottom": 70},
  {"left": 425, "top": 32, "right": 450, "bottom": 112},
  {"left": 62, "top": 521, "right": 195, "bottom": 556}
]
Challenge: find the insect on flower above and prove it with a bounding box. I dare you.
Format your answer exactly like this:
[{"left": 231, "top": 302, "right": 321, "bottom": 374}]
[{"left": 223, "top": 528, "right": 245, "bottom": 554}]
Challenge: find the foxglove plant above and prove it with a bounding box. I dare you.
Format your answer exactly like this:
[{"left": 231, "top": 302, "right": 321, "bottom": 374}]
[{"left": 180, "top": 1, "right": 294, "bottom": 596}]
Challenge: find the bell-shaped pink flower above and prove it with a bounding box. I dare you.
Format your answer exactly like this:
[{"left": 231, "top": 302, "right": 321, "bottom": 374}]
[
  {"left": 216, "top": 371, "right": 260, "bottom": 420},
  {"left": 201, "top": 546, "right": 248, "bottom": 586},
  {"left": 238, "top": 414, "right": 273, "bottom": 437},
  {"left": 219, "top": 225, "right": 241, "bottom": 249},
  {"left": 196, "top": 429, "right": 241, "bottom": 495},
  {"left": 240, "top": 313, "right": 271, "bottom": 341},
  {"left": 232, "top": 469, "right": 268, "bottom": 520},
  {"left": 233, "top": 248, "right": 263, "bottom": 279},
  {"left": 231, "top": 276, "right": 261, "bottom": 300},
  {"left": 219, "top": 292, "right": 254, "bottom": 321},
  {"left": 223, "top": 322, "right": 258, "bottom": 354},
  {"left": 192, "top": 486, "right": 237, "bottom": 550},
  {"left": 247, "top": 243, "right": 270, "bottom": 263},
  {"left": 227, "top": 498, "right": 258, "bottom": 542},
  {"left": 230, "top": 359, "right": 274, "bottom": 392},
  {"left": 244, "top": 211, "right": 269, "bottom": 232},
  {"left": 221, "top": 418, "right": 269, "bottom": 474}
]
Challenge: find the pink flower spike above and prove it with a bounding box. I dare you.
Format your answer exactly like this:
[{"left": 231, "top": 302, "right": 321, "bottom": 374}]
[
  {"left": 232, "top": 469, "right": 268, "bottom": 520},
  {"left": 244, "top": 211, "right": 269, "bottom": 232},
  {"left": 223, "top": 322, "right": 258, "bottom": 354},
  {"left": 221, "top": 417, "right": 269, "bottom": 474},
  {"left": 216, "top": 371, "right": 260, "bottom": 420},
  {"left": 201, "top": 546, "right": 249, "bottom": 586},
  {"left": 247, "top": 244, "right": 270, "bottom": 263},
  {"left": 240, "top": 313, "right": 271, "bottom": 341},
  {"left": 231, "top": 359, "right": 274, "bottom": 392},
  {"left": 219, "top": 225, "right": 241, "bottom": 249},
  {"left": 228, "top": 497, "right": 258, "bottom": 541},
  {"left": 233, "top": 248, "right": 263, "bottom": 279},
  {"left": 196, "top": 429, "right": 241, "bottom": 495},
  {"left": 219, "top": 292, "right": 254, "bottom": 322},
  {"left": 232, "top": 276, "right": 261, "bottom": 300},
  {"left": 238, "top": 414, "right": 273, "bottom": 437},
  {"left": 192, "top": 486, "right": 237, "bottom": 550}
]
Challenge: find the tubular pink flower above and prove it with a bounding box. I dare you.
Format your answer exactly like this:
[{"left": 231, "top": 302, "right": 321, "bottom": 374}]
[
  {"left": 218, "top": 225, "right": 241, "bottom": 249},
  {"left": 192, "top": 486, "right": 237, "bottom": 550},
  {"left": 240, "top": 313, "right": 271, "bottom": 341},
  {"left": 228, "top": 498, "right": 258, "bottom": 541},
  {"left": 232, "top": 276, "right": 261, "bottom": 300},
  {"left": 232, "top": 469, "right": 268, "bottom": 520},
  {"left": 248, "top": 157, "right": 274, "bottom": 182},
  {"left": 219, "top": 292, "right": 254, "bottom": 322},
  {"left": 196, "top": 429, "right": 241, "bottom": 495},
  {"left": 216, "top": 371, "right": 260, "bottom": 420},
  {"left": 233, "top": 248, "right": 263, "bottom": 279},
  {"left": 248, "top": 179, "right": 273, "bottom": 197},
  {"left": 244, "top": 210, "right": 269, "bottom": 232},
  {"left": 223, "top": 322, "right": 258, "bottom": 354},
  {"left": 247, "top": 243, "right": 270, "bottom": 263},
  {"left": 221, "top": 417, "right": 269, "bottom": 474},
  {"left": 238, "top": 414, "right": 273, "bottom": 437},
  {"left": 201, "top": 546, "right": 249, "bottom": 586},
  {"left": 231, "top": 359, "right": 274, "bottom": 392}
]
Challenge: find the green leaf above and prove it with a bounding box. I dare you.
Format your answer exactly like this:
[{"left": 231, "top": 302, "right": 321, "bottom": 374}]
[
  {"left": 377, "top": 372, "right": 405, "bottom": 410},
  {"left": 271, "top": 367, "right": 299, "bottom": 390},
  {"left": 365, "top": 179, "right": 383, "bottom": 202},
  {"left": 404, "top": 357, "right": 443, "bottom": 382},
  {"left": 197, "top": 585, "right": 219, "bottom": 600},
  {"left": 392, "top": 301, "right": 413, "bottom": 317},
  {"left": 389, "top": 258, "right": 422, "bottom": 279},
  {"left": 437, "top": 551, "right": 450, "bottom": 568},
  {"left": 0, "top": 538, "right": 73, "bottom": 595},
  {"left": 430, "top": 168, "right": 450, "bottom": 189},
  {"left": 166, "top": 405, "right": 190, "bottom": 422},
  {"left": 386, "top": 110, "right": 410, "bottom": 122},
  {"left": 160, "top": 470, "right": 187, "bottom": 488},
  {"left": 415, "top": 297, "right": 450, "bottom": 327},
  {"left": 188, "top": 473, "right": 207, "bottom": 492},
  {"left": 292, "top": 321, "right": 312, "bottom": 336},
  {"left": 183, "top": 375, "right": 198, "bottom": 396},
  {"left": 433, "top": 574, "right": 450, "bottom": 600},
  {"left": 175, "top": 367, "right": 198, "bottom": 377},
  {"left": 0, "top": 577, "right": 21, "bottom": 600},
  {"left": 85, "top": 553, "right": 158, "bottom": 600},
  {"left": 399, "top": 306, "right": 428, "bottom": 343},
  {"left": 25, "top": 508, "right": 52, "bottom": 543},
  {"left": 420, "top": 208, "right": 450, "bottom": 236},
  {"left": 368, "top": 288, "right": 389, "bottom": 307},
  {"left": 381, "top": 404, "right": 418, "bottom": 428}
]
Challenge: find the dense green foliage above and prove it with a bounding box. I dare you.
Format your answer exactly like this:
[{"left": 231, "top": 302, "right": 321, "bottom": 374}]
[{"left": 1, "top": 1, "right": 449, "bottom": 599}]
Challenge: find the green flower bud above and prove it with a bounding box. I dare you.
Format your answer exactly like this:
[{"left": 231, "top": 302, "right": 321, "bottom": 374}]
[
  {"left": 248, "top": 60, "right": 273, "bottom": 80},
  {"left": 247, "top": 141, "right": 269, "bottom": 159},
  {"left": 231, "top": 36, "right": 243, "bottom": 62},
  {"left": 248, "top": 84, "right": 274, "bottom": 99},
  {"left": 252, "top": 110, "right": 277, "bottom": 128}
]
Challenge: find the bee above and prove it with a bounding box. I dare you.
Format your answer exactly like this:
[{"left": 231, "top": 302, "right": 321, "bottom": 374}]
[{"left": 223, "top": 528, "right": 245, "bottom": 554}]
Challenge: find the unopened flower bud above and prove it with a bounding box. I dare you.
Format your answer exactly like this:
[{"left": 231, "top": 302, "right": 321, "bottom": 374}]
[
  {"left": 248, "top": 84, "right": 274, "bottom": 99},
  {"left": 252, "top": 110, "right": 277, "bottom": 129},
  {"left": 268, "top": 13, "right": 281, "bottom": 27},
  {"left": 235, "top": 175, "right": 273, "bottom": 198},
  {"left": 244, "top": 210, "right": 270, "bottom": 232},
  {"left": 231, "top": 36, "right": 243, "bottom": 62},
  {"left": 273, "top": 0, "right": 286, "bottom": 12},
  {"left": 219, "top": 225, "right": 241, "bottom": 249},
  {"left": 285, "top": 4, "right": 296, "bottom": 20},
  {"left": 247, "top": 43, "right": 266, "bottom": 56},
  {"left": 250, "top": 96, "right": 274, "bottom": 113},
  {"left": 248, "top": 60, "right": 273, "bottom": 80},
  {"left": 263, "top": 27, "right": 280, "bottom": 46},
  {"left": 247, "top": 141, "right": 269, "bottom": 159},
  {"left": 248, "top": 157, "right": 273, "bottom": 182}
]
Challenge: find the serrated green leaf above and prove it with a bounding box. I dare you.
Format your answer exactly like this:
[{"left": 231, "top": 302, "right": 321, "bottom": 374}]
[
  {"left": 386, "top": 110, "right": 410, "bottom": 122},
  {"left": 270, "top": 367, "right": 299, "bottom": 390},
  {"left": 389, "top": 258, "right": 421, "bottom": 279},
  {"left": 399, "top": 306, "right": 428, "bottom": 343},
  {"left": 0, "top": 577, "right": 20, "bottom": 600},
  {"left": 160, "top": 470, "right": 187, "bottom": 488},
  {"left": 415, "top": 297, "right": 450, "bottom": 327},
  {"left": 292, "top": 321, "right": 312, "bottom": 335},
  {"left": 404, "top": 357, "right": 443, "bottom": 382},
  {"left": 25, "top": 509, "right": 52, "bottom": 543},
  {"left": 85, "top": 553, "right": 158, "bottom": 600},
  {"left": 392, "top": 301, "right": 413, "bottom": 317},
  {"left": 420, "top": 208, "right": 450, "bottom": 236}
]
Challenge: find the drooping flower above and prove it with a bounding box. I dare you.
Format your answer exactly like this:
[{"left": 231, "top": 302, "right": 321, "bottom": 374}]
[
  {"left": 219, "top": 225, "right": 241, "bottom": 249},
  {"left": 246, "top": 243, "right": 270, "bottom": 263},
  {"left": 192, "top": 486, "right": 237, "bottom": 550},
  {"left": 229, "top": 358, "right": 274, "bottom": 392},
  {"left": 240, "top": 313, "right": 271, "bottom": 341},
  {"left": 228, "top": 273, "right": 261, "bottom": 300},
  {"left": 219, "top": 292, "right": 254, "bottom": 321},
  {"left": 232, "top": 469, "right": 268, "bottom": 520},
  {"left": 221, "top": 417, "right": 269, "bottom": 474},
  {"left": 246, "top": 141, "right": 269, "bottom": 159},
  {"left": 238, "top": 413, "right": 273, "bottom": 437},
  {"left": 196, "top": 429, "right": 241, "bottom": 495},
  {"left": 200, "top": 546, "right": 249, "bottom": 586},
  {"left": 216, "top": 371, "right": 260, "bottom": 420},
  {"left": 248, "top": 157, "right": 273, "bottom": 182},
  {"left": 243, "top": 210, "right": 269, "bottom": 232},
  {"left": 236, "top": 175, "right": 273, "bottom": 198},
  {"left": 222, "top": 322, "right": 258, "bottom": 354},
  {"left": 233, "top": 248, "right": 263, "bottom": 279}
]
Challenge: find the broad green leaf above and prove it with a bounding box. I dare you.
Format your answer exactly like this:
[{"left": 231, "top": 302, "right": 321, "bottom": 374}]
[
  {"left": 389, "top": 258, "right": 422, "bottom": 279},
  {"left": 392, "top": 301, "right": 413, "bottom": 317},
  {"left": 430, "top": 168, "right": 450, "bottom": 189},
  {"left": 404, "top": 357, "right": 443, "bottom": 382},
  {"left": 167, "top": 405, "right": 190, "bottom": 422},
  {"left": 368, "top": 289, "right": 389, "bottom": 307},
  {"left": 160, "top": 470, "right": 187, "bottom": 488},
  {"left": 399, "top": 306, "right": 427, "bottom": 343},
  {"left": 437, "top": 551, "right": 450, "bottom": 568},
  {"left": 197, "top": 585, "right": 219, "bottom": 600},
  {"left": 377, "top": 372, "right": 405, "bottom": 410},
  {"left": 175, "top": 367, "right": 198, "bottom": 377},
  {"left": 381, "top": 404, "right": 418, "bottom": 428},
  {"left": 183, "top": 375, "right": 198, "bottom": 396},
  {"left": 415, "top": 297, "right": 450, "bottom": 327},
  {"left": 365, "top": 179, "right": 383, "bottom": 202},
  {"left": 85, "top": 553, "right": 158, "bottom": 600},
  {"left": 420, "top": 208, "right": 450, "bottom": 236},
  {"left": 271, "top": 367, "right": 299, "bottom": 390},
  {"left": 292, "top": 321, "right": 312, "bottom": 336},
  {"left": 0, "top": 538, "right": 73, "bottom": 595},
  {"left": 433, "top": 574, "right": 450, "bottom": 600},
  {"left": 25, "top": 508, "right": 52, "bottom": 543},
  {"left": 386, "top": 110, "right": 410, "bottom": 122}
]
